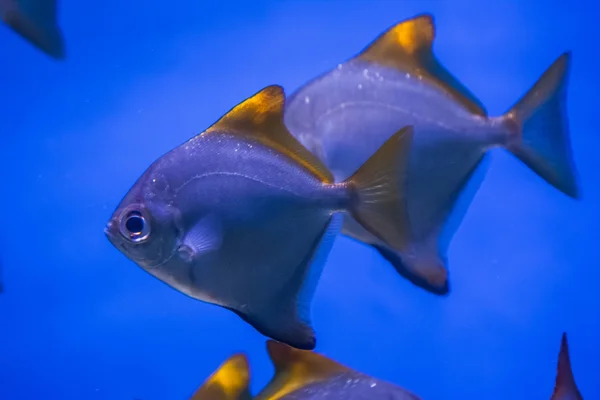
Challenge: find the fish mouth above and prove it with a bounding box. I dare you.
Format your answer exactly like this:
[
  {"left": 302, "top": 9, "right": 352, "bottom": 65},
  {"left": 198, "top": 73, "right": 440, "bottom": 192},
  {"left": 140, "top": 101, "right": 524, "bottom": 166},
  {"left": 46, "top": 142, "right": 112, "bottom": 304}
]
[
  {"left": 104, "top": 220, "right": 114, "bottom": 237},
  {"left": 103, "top": 220, "right": 168, "bottom": 269},
  {"left": 104, "top": 220, "right": 120, "bottom": 245}
]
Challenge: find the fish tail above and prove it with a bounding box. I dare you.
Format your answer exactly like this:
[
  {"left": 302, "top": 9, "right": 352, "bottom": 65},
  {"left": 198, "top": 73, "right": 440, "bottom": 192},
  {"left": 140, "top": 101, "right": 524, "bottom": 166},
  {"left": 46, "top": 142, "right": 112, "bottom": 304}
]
[
  {"left": 343, "top": 126, "right": 414, "bottom": 252},
  {"left": 502, "top": 51, "right": 579, "bottom": 198}
]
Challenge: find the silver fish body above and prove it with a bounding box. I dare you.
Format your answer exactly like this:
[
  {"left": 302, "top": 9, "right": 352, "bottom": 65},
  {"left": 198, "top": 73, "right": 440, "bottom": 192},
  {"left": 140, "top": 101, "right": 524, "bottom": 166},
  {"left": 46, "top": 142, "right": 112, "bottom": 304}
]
[
  {"left": 113, "top": 132, "right": 345, "bottom": 306},
  {"left": 106, "top": 85, "right": 413, "bottom": 350},
  {"left": 287, "top": 58, "right": 504, "bottom": 244},
  {"left": 107, "top": 130, "right": 345, "bottom": 350},
  {"left": 285, "top": 13, "right": 579, "bottom": 294},
  {"left": 251, "top": 340, "right": 421, "bottom": 400},
  {"left": 273, "top": 371, "right": 420, "bottom": 400}
]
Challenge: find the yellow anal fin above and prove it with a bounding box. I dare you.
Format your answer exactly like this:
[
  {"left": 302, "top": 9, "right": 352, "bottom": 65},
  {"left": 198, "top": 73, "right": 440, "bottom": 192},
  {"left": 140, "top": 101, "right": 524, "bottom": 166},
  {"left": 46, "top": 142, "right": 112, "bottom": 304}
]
[
  {"left": 356, "top": 13, "right": 487, "bottom": 117},
  {"left": 203, "top": 85, "right": 334, "bottom": 183}
]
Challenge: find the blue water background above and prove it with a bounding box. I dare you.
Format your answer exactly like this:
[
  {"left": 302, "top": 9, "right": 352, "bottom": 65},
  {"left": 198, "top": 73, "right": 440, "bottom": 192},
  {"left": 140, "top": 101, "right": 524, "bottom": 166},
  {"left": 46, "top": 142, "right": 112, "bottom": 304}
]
[{"left": 0, "top": 0, "right": 598, "bottom": 398}]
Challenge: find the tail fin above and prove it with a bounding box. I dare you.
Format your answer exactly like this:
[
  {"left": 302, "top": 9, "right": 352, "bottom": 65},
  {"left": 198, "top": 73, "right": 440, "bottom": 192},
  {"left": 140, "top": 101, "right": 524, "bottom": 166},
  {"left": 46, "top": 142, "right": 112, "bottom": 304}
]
[
  {"left": 344, "top": 126, "right": 413, "bottom": 252},
  {"left": 504, "top": 52, "right": 579, "bottom": 198},
  {"left": 190, "top": 354, "right": 252, "bottom": 400},
  {"left": 551, "top": 332, "right": 583, "bottom": 400}
]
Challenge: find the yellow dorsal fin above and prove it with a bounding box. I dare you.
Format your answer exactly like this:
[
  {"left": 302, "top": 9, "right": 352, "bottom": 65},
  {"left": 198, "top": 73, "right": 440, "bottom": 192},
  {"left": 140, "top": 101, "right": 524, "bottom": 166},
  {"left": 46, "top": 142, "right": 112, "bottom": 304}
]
[
  {"left": 190, "top": 354, "right": 252, "bottom": 400},
  {"left": 204, "top": 85, "right": 334, "bottom": 183},
  {"left": 356, "top": 13, "right": 487, "bottom": 117},
  {"left": 255, "top": 340, "right": 349, "bottom": 400}
]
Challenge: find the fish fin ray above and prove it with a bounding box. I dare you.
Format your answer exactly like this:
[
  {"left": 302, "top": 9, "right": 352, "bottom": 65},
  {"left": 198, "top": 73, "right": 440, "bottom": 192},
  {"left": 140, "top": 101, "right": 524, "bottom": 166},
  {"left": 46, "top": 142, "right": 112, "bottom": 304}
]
[
  {"left": 345, "top": 126, "right": 413, "bottom": 252},
  {"left": 203, "top": 85, "right": 334, "bottom": 183},
  {"left": 179, "top": 213, "right": 223, "bottom": 260},
  {"left": 504, "top": 52, "right": 580, "bottom": 199},
  {"left": 356, "top": 13, "right": 486, "bottom": 116},
  {"left": 551, "top": 333, "right": 583, "bottom": 400},
  {"left": 190, "top": 354, "right": 252, "bottom": 400}
]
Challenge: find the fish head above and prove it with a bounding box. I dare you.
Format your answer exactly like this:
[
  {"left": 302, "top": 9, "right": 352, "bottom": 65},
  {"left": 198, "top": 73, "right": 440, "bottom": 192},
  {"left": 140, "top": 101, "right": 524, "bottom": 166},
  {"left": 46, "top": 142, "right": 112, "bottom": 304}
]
[{"left": 104, "top": 169, "right": 181, "bottom": 271}]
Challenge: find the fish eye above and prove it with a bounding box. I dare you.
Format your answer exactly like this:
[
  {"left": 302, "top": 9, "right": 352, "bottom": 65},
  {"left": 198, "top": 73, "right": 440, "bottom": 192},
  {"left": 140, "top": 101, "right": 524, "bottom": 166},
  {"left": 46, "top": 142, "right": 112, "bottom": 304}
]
[{"left": 120, "top": 210, "right": 151, "bottom": 243}]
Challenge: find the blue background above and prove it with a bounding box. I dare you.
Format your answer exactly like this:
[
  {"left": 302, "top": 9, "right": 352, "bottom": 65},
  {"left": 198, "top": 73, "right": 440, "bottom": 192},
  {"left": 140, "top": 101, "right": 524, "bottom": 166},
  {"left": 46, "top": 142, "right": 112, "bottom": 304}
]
[{"left": 0, "top": 0, "right": 598, "bottom": 398}]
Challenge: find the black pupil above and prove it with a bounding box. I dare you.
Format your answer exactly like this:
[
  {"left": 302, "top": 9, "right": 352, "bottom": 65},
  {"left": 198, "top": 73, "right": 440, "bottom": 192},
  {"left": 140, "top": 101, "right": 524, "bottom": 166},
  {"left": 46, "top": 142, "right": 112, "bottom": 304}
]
[{"left": 126, "top": 215, "right": 145, "bottom": 234}]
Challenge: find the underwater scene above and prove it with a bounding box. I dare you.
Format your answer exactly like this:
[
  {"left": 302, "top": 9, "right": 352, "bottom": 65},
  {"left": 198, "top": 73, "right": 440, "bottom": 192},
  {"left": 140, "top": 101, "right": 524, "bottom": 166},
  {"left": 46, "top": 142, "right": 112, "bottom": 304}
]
[{"left": 0, "top": 0, "right": 598, "bottom": 399}]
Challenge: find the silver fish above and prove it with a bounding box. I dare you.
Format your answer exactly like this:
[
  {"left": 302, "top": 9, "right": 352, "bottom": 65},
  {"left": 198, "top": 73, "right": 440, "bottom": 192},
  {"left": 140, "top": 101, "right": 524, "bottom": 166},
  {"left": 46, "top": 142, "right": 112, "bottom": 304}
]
[
  {"left": 254, "top": 340, "right": 421, "bottom": 400},
  {"left": 105, "top": 85, "right": 414, "bottom": 350},
  {"left": 284, "top": 13, "right": 580, "bottom": 295},
  {"left": 551, "top": 333, "right": 583, "bottom": 400},
  {"left": 0, "top": 0, "right": 65, "bottom": 59}
]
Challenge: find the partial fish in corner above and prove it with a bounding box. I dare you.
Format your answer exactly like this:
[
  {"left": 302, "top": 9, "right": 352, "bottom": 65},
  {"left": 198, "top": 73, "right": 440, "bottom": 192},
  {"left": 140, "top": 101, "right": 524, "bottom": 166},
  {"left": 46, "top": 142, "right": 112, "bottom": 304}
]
[
  {"left": 284, "top": 13, "right": 580, "bottom": 295},
  {"left": 105, "top": 85, "right": 414, "bottom": 350},
  {"left": 551, "top": 333, "right": 584, "bottom": 400},
  {"left": 0, "top": 0, "right": 65, "bottom": 59},
  {"left": 190, "top": 354, "right": 252, "bottom": 400}
]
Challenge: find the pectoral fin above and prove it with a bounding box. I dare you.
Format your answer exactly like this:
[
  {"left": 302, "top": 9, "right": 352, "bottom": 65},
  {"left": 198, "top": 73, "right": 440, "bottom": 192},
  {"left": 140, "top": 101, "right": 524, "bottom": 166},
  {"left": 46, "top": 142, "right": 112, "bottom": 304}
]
[{"left": 178, "top": 214, "right": 223, "bottom": 262}]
